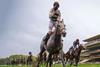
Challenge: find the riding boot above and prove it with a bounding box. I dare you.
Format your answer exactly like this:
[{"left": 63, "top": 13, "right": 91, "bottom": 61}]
[{"left": 43, "top": 33, "right": 50, "bottom": 45}]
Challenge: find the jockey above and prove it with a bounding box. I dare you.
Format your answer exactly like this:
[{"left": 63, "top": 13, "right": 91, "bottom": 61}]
[
  {"left": 73, "top": 39, "right": 80, "bottom": 50},
  {"left": 43, "top": 1, "right": 61, "bottom": 45}
]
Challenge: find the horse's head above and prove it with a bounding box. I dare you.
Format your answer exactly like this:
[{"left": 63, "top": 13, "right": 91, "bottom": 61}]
[
  {"left": 79, "top": 44, "right": 85, "bottom": 50},
  {"left": 74, "top": 44, "right": 85, "bottom": 56},
  {"left": 55, "top": 19, "right": 66, "bottom": 37}
]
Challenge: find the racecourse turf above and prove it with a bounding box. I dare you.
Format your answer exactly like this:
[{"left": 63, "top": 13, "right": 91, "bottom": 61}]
[{"left": 0, "top": 64, "right": 100, "bottom": 67}]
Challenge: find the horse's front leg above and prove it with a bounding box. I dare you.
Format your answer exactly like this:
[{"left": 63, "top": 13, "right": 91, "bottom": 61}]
[
  {"left": 75, "top": 57, "right": 79, "bottom": 67},
  {"left": 37, "top": 48, "right": 45, "bottom": 67},
  {"left": 69, "top": 60, "right": 73, "bottom": 67},
  {"left": 49, "top": 54, "right": 53, "bottom": 67},
  {"left": 59, "top": 50, "right": 66, "bottom": 67},
  {"left": 46, "top": 53, "right": 52, "bottom": 67},
  {"left": 65, "top": 55, "right": 69, "bottom": 64},
  {"left": 46, "top": 53, "right": 49, "bottom": 67}
]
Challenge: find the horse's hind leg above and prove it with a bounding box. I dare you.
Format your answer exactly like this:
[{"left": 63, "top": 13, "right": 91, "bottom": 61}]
[{"left": 60, "top": 50, "right": 66, "bottom": 67}]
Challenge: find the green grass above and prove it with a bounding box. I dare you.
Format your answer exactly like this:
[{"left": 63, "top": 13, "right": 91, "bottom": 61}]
[
  {"left": 52, "top": 64, "right": 100, "bottom": 67},
  {"left": 0, "top": 65, "right": 32, "bottom": 67},
  {"left": 0, "top": 64, "right": 100, "bottom": 67},
  {"left": 78, "top": 64, "right": 100, "bottom": 67}
]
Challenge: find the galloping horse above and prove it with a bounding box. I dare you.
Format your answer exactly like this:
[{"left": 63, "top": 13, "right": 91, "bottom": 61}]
[
  {"left": 65, "top": 44, "right": 85, "bottom": 67},
  {"left": 37, "top": 20, "right": 66, "bottom": 67},
  {"left": 73, "top": 44, "right": 85, "bottom": 67},
  {"left": 27, "top": 55, "right": 33, "bottom": 65}
]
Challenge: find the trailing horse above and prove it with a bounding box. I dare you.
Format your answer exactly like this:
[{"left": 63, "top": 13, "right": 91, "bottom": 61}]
[{"left": 65, "top": 44, "right": 85, "bottom": 67}]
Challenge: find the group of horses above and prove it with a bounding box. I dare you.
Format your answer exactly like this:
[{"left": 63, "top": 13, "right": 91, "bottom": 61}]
[
  {"left": 64, "top": 44, "right": 85, "bottom": 67},
  {"left": 36, "top": 20, "right": 85, "bottom": 67}
]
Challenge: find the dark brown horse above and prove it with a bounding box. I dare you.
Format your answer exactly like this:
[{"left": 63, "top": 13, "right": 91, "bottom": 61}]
[
  {"left": 37, "top": 20, "right": 66, "bottom": 67},
  {"left": 65, "top": 44, "right": 85, "bottom": 67},
  {"left": 64, "top": 46, "right": 74, "bottom": 65}
]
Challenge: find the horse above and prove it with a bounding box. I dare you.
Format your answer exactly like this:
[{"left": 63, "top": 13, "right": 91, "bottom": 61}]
[
  {"left": 64, "top": 50, "right": 71, "bottom": 64},
  {"left": 64, "top": 46, "right": 75, "bottom": 65},
  {"left": 37, "top": 20, "right": 66, "bottom": 67},
  {"left": 27, "top": 55, "right": 33, "bottom": 65},
  {"left": 65, "top": 44, "right": 85, "bottom": 67},
  {"left": 73, "top": 44, "right": 85, "bottom": 67}
]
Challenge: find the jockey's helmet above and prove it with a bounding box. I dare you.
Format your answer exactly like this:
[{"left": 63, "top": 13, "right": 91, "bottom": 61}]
[
  {"left": 76, "top": 39, "right": 79, "bottom": 42},
  {"left": 53, "top": 1, "right": 59, "bottom": 8}
]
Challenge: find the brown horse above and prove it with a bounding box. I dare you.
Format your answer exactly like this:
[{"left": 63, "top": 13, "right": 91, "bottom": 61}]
[
  {"left": 74, "top": 44, "right": 85, "bottom": 67},
  {"left": 37, "top": 20, "right": 66, "bottom": 67},
  {"left": 65, "top": 44, "right": 85, "bottom": 67},
  {"left": 64, "top": 46, "right": 74, "bottom": 64}
]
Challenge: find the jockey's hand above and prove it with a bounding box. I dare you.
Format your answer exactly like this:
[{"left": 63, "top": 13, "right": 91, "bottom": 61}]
[{"left": 57, "top": 16, "right": 61, "bottom": 21}]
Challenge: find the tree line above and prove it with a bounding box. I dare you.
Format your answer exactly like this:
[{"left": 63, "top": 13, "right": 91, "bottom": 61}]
[{"left": 0, "top": 54, "right": 37, "bottom": 65}]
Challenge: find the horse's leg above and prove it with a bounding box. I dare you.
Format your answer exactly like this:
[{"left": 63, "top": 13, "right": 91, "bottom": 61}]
[
  {"left": 75, "top": 60, "right": 78, "bottom": 67},
  {"left": 46, "top": 62, "right": 48, "bottom": 67},
  {"left": 37, "top": 48, "right": 45, "bottom": 67},
  {"left": 65, "top": 56, "right": 69, "bottom": 64},
  {"left": 49, "top": 54, "right": 53, "bottom": 67},
  {"left": 60, "top": 50, "right": 66, "bottom": 67},
  {"left": 46, "top": 53, "right": 49, "bottom": 67},
  {"left": 69, "top": 60, "right": 73, "bottom": 67},
  {"left": 46, "top": 53, "right": 52, "bottom": 67},
  {"left": 75, "top": 57, "right": 79, "bottom": 67}
]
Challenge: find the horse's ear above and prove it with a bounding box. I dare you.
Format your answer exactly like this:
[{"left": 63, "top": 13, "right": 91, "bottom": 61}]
[
  {"left": 62, "top": 19, "right": 64, "bottom": 23},
  {"left": 62, "top": 19, "right": 64, "bottom": 22}
]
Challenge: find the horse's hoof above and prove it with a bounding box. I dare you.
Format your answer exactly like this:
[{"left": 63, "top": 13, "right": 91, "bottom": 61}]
[
  {"left": 36, "top": 64, "right": 39, "bottom": 67},
  {"left": 74, "top": 64, "right": 77, "bottom": 66}
]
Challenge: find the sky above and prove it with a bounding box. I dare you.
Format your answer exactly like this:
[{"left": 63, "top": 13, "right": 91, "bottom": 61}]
[{"left": 0, "top": 0, "right": 100, "bottom": 58}]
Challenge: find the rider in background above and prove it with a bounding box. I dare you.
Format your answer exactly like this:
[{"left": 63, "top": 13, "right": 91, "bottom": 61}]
[
  {"left": 43, "top": 1, "right": 61, "bottom": 45},
  {"left": 73, "top": 39, "right": 80, "bottom": 50},
  {"left": 68, "top": 39, "right": 80, "bottom": 55}
]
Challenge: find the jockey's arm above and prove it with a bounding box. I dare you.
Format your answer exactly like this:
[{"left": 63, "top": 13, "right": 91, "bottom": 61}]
[
  {"left": 49, "top": 9, "right": 55, "bottom": 19},
  {"left": 57, "top": 16, "right": 61, "bottom": 21},
  {"left": 57, "top": 10, "right": 61, "bottom": 21}
]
